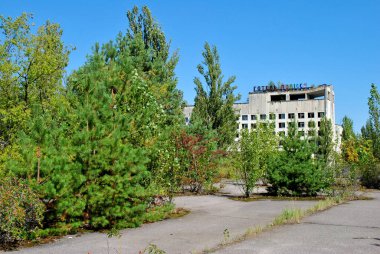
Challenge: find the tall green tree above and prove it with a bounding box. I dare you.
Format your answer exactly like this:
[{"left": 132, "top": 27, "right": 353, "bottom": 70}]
[
  {"left": 367, "top": 83, "right": 380, "bottom": 159},
  {"left": 342, "top": 116, "right": 355, "bottom": 142},
  {"left": 0, "top": 13, "right": 71, "bottom": 172},
  {"left": 125, "top": 6, "right": 183, "bottom": 126},
  {"left": 234, "top": 121, "right": 278, "bottom": 197},
  {"left": 66, "top": 50, "right": 151, "bottom": 229},
  {"left": 318, "top": 117, "right": 334, "bottom": 164},
  {"left": 191, "top": 42, "right": 240, "bottom": 149}
]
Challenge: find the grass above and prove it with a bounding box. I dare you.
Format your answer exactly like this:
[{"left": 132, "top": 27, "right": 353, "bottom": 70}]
[{"left": 198, "top": 192, "right": 370, "bottom": 254}]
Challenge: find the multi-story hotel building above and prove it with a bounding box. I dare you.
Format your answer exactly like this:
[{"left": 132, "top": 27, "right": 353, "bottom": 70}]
[{"left": 184, "top": 84, "right": 342, "bottom": 150}]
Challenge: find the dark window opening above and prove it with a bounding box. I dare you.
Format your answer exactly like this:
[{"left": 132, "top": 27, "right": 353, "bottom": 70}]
[
  {"left": 251, "top": 115, "right": 257, "bottom": 120},
  {"left": 318, "top": 112, "right": 325, "bottom": 118},
  {"left": 290, "top": 93, "right": 306, "bottom": 100},
  {"left": 279, "top": 113, "right": 285, "bottom": 119},
  {"left": 242, "top": 115, "right": 248, "bottom": 121},
  {"left": 271, "top": 95, "right": 286, "bottom": 101}
]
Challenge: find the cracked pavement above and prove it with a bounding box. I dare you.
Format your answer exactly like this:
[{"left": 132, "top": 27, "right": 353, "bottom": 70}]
[
  {"left": 8, "top": 195, "right": 316, "bottom": 254},
  {"left": 215, "top": 191, "right": 380, "bottom": 254}
]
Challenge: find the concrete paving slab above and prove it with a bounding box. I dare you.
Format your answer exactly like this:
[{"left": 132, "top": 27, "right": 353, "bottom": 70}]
[
  {"left": 215, "top": 191, "right": 380, "bottom": 254},
  {"left": 8, "top": 195, "right": 317, "bottom": 254}
]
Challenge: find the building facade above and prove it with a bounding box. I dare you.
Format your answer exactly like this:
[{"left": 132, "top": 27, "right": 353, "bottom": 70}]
[{"left": 184, "top": 84, "right": 342, "bottom": 150}]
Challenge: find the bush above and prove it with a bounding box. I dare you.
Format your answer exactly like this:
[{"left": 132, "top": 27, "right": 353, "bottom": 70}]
[
  {"left": 361, "top": 162, "right": 380, "bottom": 189},
  {"left": 267, "top": 154, "right": 331, "bottom": 196},
  {"left": 0, "top": 177, "right": 44, "bottom": 250},
  {"left": 266, "top": 122, "right": 332, "bottom": 196}
]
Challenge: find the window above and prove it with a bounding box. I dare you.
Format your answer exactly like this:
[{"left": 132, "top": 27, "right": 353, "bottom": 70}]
[
  {"left": 251, "top": 115, "right": 257, "bottom": 121},
  {"left": 260, "top": 114, "right": 266, "bottom": 120},
  {"left": 185, "top": 117, "right": 189, "bottom": 123},
  {"left": 318, "top": 121, "right": 321, "bottom": 127},
  {"left": 242, "top": 123, "right": 248, "bottom": 129},
  {"left": 236, "top": 124, "right": 240, "bottom": 130},
  {"left": 298, "top": 122, "right": 305, "bottom": 128},
  {"left": 242, "top": 115, "right": 248, "bottom": 121},
  {"left": 290, "top": 93, "right": 306, "bottom": 100},
  {"left": 279, "top": 113, "right": 286, "bottom": 119},
  {"left": 288, "top": 113, "right": 295, "bottom": 119},
  {"left": 269, "top": 114, "right": 276, "bottom": 120},
  {"left": 271, "top": 95, "right": 286, "bottom": 101},
  {"left": 298, "top": 113, "right": 305, "bottom": 119},
  {"left": 308, "top": 121, "right": 316, "bottom": 128},
  {"left": 251, "top": 123, "right": 257, "bottom": 129},
  {"left": 308, "top": 112, "right": 315, "bottom": 118},
  {"left": 279, "top": 122, "right": 286, "bottom": 128},
  {"left": 318, "top": 112, "right": 325, "bottom": 118}
]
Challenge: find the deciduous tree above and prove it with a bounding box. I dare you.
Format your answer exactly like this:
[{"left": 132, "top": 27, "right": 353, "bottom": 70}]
[{"left": 191, "top": 42, "right": 240, "bottom": 149}]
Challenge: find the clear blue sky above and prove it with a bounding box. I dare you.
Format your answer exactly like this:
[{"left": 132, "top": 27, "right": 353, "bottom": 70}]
[{"left": 2, "top": 0, "right": 380, "bottom": 132}]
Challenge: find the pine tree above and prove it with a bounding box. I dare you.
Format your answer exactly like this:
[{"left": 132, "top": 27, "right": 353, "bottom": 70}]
[
  {"left": 267, "top": 121, "right": 331, "bottom": 196},
  {"left": 67, "top": 49, "right": 150, "bottom": 229}
]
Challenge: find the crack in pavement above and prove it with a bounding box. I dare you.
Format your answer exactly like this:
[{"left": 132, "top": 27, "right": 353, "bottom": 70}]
[{"left": 302, "top": 221, "right": 380, "bottom": 230}]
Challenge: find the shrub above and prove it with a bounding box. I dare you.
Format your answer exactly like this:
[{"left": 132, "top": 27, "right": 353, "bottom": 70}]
[
  {"left": 361, "top": 162, "right": 380, "bottom": 189},
  {"left": 175, "top": 130, "right": 221, "bottom": 193},
  {"left": 0, "top": 177, "right": 44, "bottom": 250},
  {"left": 267, "top": 122, "right": 332, "bottom": 196}
]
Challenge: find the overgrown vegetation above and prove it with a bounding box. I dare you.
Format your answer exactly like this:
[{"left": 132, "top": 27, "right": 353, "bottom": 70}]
[
  {"left": 0, "top": 177, "right": 44, "bottom": 250},
  {"left": 0, "top": 6, "right": 233, "bottom": 249},
  {"left": 266, "top": 119, "right": 333, "bottom": 196},
  {"left": 233, "top": 121, "right": 278, "bottom": 197},
  {"left": 1, "top": 4, "right": 380, "bottom": 251}
]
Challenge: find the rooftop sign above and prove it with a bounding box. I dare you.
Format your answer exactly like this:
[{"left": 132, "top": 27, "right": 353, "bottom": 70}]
[{"left": 253, "top": 83, "right": 313, "bottom": 93}]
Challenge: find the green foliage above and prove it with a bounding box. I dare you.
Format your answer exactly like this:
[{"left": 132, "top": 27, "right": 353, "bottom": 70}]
[
  {"left": 233, "top": 122, "right": 278, "bottom": 197},
  {"left": 361, "top": 162, "right": 380, "bottom": 189},
  {"left": 0, "top": 13, "right": 71, "bottom": 174},
  {"left": 342, "top": 116, "right": 355, "bottom": 142},
  {"left": 0, "top": 177, "right": 44, "bottom": 249},
  {"left": 267, "top": 121, "right": 332, "bottom": 196},
  {"left": 66, "top": 53, "right": 152, "bottom": 229},
  {"left": 3, "top": 6, "right": 184, "bottom": 236},
  {"left": 367, "top": 83, "right": 380, "bottom": 159},
  {"left": 191, "top": 42, "right": 240, "bottom": 149},
  {"left": 317, "top": 117, "right": 334, "bottom": 165}
]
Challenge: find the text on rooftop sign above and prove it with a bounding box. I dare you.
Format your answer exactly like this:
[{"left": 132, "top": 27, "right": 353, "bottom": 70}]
[{"left": 253, "top": 83, "right": 312, "bottom": 93}]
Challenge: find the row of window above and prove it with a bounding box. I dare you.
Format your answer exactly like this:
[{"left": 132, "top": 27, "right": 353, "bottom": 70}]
[
  {"left": 241, "top": 112, "right": 325, "bottom": 121},
  {"left": 236, "top": 130, "right": 323, "bottom": 139},
  {"left": 240, "top": 121, "right": 321, "bottom": 129}
]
